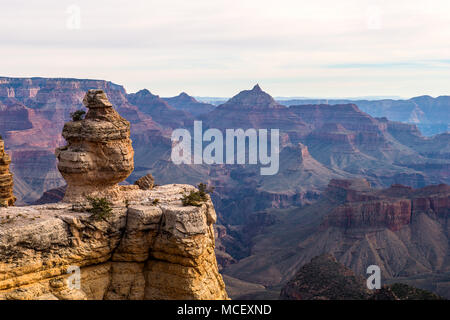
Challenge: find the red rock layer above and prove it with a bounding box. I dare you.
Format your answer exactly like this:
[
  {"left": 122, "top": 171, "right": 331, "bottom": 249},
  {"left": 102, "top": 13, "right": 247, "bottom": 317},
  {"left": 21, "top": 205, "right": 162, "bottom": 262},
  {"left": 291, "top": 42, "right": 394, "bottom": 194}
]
[{"left": 322, "top": 180, "right": 449, "bottom": 232}]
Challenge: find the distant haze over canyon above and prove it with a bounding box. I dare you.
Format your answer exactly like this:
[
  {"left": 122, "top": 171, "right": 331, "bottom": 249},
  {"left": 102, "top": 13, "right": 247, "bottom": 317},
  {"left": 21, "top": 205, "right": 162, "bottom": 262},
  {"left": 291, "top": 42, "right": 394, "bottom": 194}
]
[{"left": 0, "top": 76, "right": 448, "bottom": 299}]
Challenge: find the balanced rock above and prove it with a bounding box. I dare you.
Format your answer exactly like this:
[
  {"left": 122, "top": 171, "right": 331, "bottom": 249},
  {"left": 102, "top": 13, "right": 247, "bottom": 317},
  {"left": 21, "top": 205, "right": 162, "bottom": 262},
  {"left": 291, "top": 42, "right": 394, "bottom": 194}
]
[
  {"left": 55, "top": 90, "right": 134, "bottom": 202},
  {"left": 0, "top": 139, "right": 15, "bottom": 207}
]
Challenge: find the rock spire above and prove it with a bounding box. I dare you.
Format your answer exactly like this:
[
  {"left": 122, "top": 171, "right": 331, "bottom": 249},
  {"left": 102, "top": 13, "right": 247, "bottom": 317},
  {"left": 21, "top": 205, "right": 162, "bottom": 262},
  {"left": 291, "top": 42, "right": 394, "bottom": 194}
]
[{"left": 55, "top": 89, "right": 134, "bottom": 202}]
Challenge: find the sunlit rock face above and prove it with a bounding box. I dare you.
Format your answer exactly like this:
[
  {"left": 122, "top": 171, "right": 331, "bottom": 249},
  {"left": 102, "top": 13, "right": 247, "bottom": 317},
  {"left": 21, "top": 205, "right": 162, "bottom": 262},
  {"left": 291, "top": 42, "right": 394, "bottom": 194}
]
[
  {"left": 0, "top": 184, "right": 228, "bottom": 300},
  {"left": 0, "top": 139, "right": 15, "bottom": 207},
  {"left": 55, "top": 89, "right": 134, "bottom": 203}
]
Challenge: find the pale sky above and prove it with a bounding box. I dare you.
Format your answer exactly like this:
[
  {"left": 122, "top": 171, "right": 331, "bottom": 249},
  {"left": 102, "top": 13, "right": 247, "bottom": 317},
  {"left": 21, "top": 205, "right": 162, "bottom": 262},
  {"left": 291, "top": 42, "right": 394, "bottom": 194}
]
[{"left": 1, "top": 0, "right": 450, "bottom": 98}]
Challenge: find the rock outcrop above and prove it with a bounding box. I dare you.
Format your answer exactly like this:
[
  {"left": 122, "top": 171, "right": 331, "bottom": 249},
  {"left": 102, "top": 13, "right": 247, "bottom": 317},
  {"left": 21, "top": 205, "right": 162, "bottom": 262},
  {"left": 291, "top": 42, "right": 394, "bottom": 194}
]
[
  {"left": 55, "top": 89, "right": 134, "bottom": 203},
  {"left": 134, "top": 174, "right": 154, "bottom": 190},
  {"left": 0, "top": 89, "right": 228, "bottom": 300},
  {"left": 0, "top": 184, "right": 228, "bottom": 300},
  {"left": 0, "top": 139, "right": 15, "bottom": 207},
  {"left": 280, "top": 254, "right": 373, "bottom": 300},
  {"left": 280, "top": 254, "right": 443, "bottom": 300}
]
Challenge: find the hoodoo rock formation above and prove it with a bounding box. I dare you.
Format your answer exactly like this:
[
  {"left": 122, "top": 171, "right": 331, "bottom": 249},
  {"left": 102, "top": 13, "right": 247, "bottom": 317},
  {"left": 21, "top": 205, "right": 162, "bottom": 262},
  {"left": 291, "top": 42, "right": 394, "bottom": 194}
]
[
  {"left": 0, "top": 90, "right": 228, "bottom": 300},
  {"left": 0, "top": 138, "right": 15, "bottom": 207},
  {"left": 55, "top": 89, "right": 134, "bottom": 203}
]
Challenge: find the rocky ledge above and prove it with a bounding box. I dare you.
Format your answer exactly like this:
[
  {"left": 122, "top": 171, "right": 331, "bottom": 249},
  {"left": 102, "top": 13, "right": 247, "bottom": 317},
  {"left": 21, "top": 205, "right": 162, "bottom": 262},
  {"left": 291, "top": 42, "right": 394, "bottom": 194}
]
[{"left": 0, "top": 184, "right": 228, "bottom": 300}]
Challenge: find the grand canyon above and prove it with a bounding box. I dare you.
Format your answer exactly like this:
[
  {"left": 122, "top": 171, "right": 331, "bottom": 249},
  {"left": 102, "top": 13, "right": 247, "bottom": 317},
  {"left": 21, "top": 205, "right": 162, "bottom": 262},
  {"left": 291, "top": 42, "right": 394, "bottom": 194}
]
[{"left": 0, "top": 76, "right": 449, "bottom": 300}]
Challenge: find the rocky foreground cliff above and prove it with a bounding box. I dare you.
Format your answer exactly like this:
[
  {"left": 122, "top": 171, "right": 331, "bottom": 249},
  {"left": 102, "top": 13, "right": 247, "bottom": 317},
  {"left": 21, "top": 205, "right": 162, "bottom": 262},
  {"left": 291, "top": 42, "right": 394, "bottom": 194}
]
[
  {"left": 0, "top": 89, "right": 228, "bottom": 300},
  {"left": 0, "top": 184, "right": 227, "bottom": 300}
]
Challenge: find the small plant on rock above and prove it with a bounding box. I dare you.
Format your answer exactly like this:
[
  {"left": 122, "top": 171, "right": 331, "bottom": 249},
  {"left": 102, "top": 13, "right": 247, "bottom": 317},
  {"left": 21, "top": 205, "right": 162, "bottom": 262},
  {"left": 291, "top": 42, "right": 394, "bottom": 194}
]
[
  {"left": 70, "top": 110, "right": 86, "bottom": 121},
  {"left": 181, "top": 183, "right": 215, "bottom": 207},
  {"left": 152, "top": 198, "right": 160, "bottom": 205},
  {"left": 86, "top": 196, "right": 113, "bottom": 220}
]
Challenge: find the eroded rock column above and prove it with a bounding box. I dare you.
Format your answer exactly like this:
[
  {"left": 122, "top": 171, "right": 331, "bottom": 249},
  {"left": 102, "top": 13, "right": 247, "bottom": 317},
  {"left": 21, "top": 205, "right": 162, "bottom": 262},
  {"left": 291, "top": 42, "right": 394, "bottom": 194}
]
[{"left": 55, "top": 89, "right": 134, "bottom": 202}]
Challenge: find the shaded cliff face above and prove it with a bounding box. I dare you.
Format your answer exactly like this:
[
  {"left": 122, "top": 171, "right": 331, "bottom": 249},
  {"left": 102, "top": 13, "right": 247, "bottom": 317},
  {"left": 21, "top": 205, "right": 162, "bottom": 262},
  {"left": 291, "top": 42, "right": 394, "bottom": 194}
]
[
  {"left": 291, "top": 104, "right": 444, "bottom": 188},
  {"left": 280, "top": 254, "right": 372, "bottom": 300},
  {"left": 280, "top": 254, "right": 443, "bottom": 300},
  {"left": 126, "top": 89, "right": 193, "bottom": 129},
  {"left": 282, "top": 95, "right": 450, "bottom": 136},
  {"left": 162, "top": 92, "right": 215, "bottom": 117},
  {"left": 0, "top": 184, "right": 228, "bottom": 300}
]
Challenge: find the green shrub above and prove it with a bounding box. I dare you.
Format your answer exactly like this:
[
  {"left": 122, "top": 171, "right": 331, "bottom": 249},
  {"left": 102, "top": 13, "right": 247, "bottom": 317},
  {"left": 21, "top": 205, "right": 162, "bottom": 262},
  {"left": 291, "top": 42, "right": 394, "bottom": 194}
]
[
  {"left": 152, "top": 198, "right": 160, "bottom": 205},
  {"left": 181, "top": 183, "right": 214, "bottom": 207},
  {"left": 70, "top": 110, "right": 86, "bottom": 121},
  {"left": 86, "top": 196, "right": 113, "bottom": 220},
  {"left": 389, "top": 283, "right": 443, "bottom": 300}
]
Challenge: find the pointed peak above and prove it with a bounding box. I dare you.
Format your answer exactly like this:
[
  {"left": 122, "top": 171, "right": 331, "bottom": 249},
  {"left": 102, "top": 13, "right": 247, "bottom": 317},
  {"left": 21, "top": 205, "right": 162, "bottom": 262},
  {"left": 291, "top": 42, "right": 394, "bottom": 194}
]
[
  {"left": 135, "top": 89, "right": 157, "bottom": 97},
  {"left": 252, "top": 84, "right": 262, "bottom": 91},
  {"left": 138, "top": 88, "right": 151, "bottom": 94},
  {"left": 174, "top": 92, "right": 197, "bottom": 103},
  {"left": 220, "top": 84, "right": 283, "bottom": 109}
]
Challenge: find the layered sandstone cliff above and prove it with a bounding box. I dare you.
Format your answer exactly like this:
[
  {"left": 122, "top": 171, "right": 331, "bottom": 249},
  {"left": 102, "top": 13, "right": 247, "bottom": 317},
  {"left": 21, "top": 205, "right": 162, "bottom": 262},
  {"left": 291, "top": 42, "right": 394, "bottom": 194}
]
[
  {"left": 0, "top": 139, "right": 15, "bottom": 207},
  {"left": 0, "top": 184, "right": 227, "bottom": 300}
]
